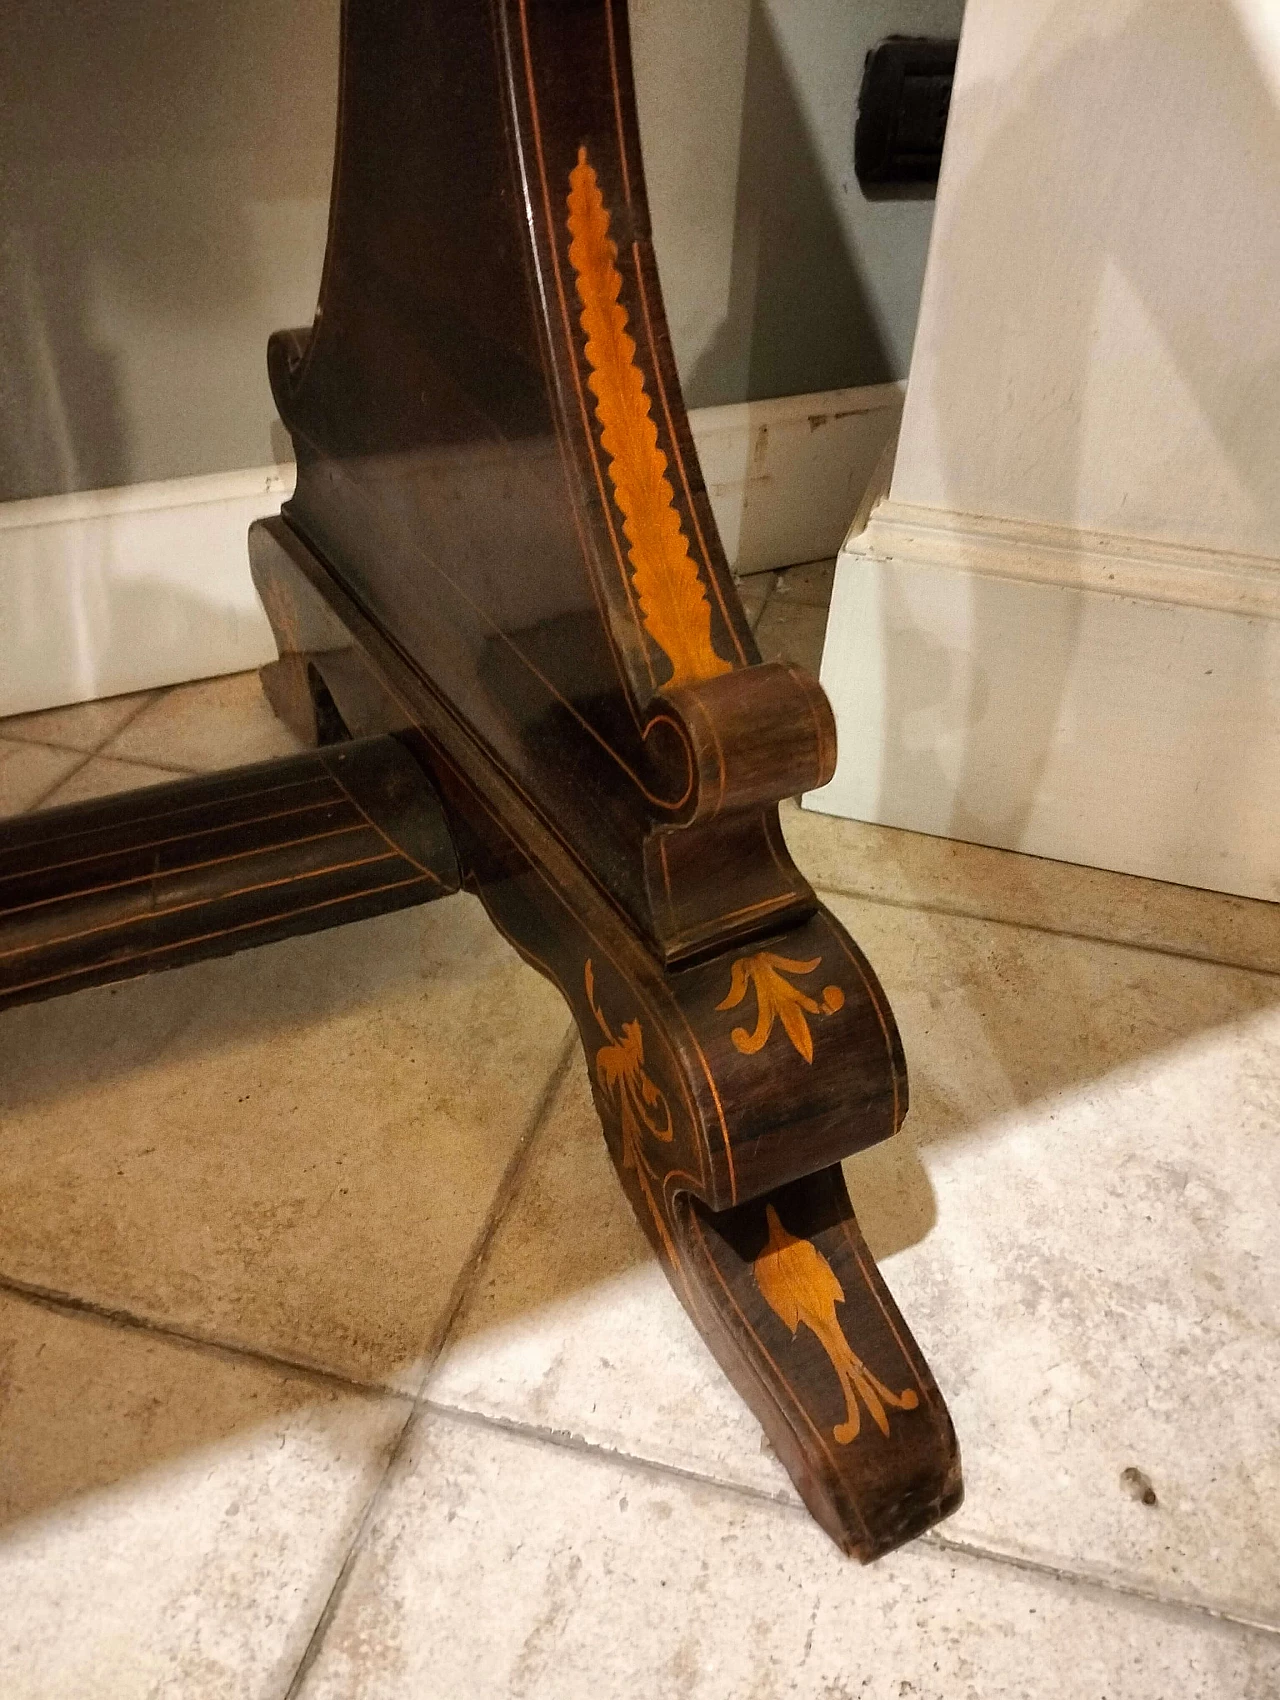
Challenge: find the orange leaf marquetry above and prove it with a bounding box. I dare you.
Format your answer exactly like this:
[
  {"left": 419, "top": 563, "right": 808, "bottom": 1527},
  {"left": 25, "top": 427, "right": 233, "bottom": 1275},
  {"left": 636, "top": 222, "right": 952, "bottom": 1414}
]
[
  {"left": 567, "top": 147, "right": 732, "bottom": 690},
  {"left": 754, "top": 1205, "right": 919, "bottom": 1444},
  {"left": 716, "top": 952, "right": 845, "bottom": 1063}
]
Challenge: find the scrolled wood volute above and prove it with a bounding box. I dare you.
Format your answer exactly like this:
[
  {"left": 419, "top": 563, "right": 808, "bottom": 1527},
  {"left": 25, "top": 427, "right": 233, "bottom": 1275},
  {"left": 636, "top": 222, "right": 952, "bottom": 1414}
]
[{"left": 651, "top": 662, "right": 837, "bottom": 828}]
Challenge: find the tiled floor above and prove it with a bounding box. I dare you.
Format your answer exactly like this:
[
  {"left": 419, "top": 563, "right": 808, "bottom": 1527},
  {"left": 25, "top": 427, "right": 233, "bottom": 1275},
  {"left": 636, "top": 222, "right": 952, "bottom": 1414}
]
[{"left": 1, "top": 564, "right": 1278, "bottom": 1698}]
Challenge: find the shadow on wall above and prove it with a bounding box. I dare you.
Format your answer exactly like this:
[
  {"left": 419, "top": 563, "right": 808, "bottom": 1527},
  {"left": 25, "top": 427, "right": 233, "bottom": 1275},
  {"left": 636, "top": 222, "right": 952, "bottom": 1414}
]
[
  {"left": 0, "top": 0, "right": 338, "bottom": 502},
  {"left": 877, "top": 0, "right": 1280, "bottom": 861},
  {"left": 685, "top": 0, "right": 894, "bottom": 409}
]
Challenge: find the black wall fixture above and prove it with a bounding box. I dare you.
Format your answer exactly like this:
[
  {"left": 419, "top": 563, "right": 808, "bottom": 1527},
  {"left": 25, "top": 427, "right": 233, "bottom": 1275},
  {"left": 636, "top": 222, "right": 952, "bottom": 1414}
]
[{"left": 855, "top": 36, "right": 958, "bottom": 199}]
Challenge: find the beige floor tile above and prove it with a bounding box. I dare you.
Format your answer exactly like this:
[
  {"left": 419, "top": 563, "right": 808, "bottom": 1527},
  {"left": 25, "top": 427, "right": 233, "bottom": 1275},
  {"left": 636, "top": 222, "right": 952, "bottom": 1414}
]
[
  {"left": 296, "top": 1413, "right": 1280, "bottom": 1700},
  {"left": 773, "top": 556, "right": 836, "bottom": 605},
  {"left": 784, "top": 799, "right": 1280, "bottom": 975},
  {"left": 0, "top": 740, "right": 84, "bottom": 818},
  {"left": 427, "top": 1060, "right": 770, "bottom": 1490},
  {"left": 0, "top": 1291, "right": 407, "bottom": 1700},
  {"left": 102, "top": 672, "right": 306, "bottom": 772},
  {"left": 0, "top": 893, "right": 572, "bottom": 1389},
  {"left": 0, "top": 690, "right": 157, "bottom": 754},
  {"left": 753, "top": 595, "right": 829, "bottom": 675},
  {"left": 34, "top": 753, "right": 191, "bottom": 809},
  {"left": 430, "top": 892, "right": 1280, "bottom": 1626},
  {"left": 839, "top": 890, "right": 1280, "bottom": 1625}
]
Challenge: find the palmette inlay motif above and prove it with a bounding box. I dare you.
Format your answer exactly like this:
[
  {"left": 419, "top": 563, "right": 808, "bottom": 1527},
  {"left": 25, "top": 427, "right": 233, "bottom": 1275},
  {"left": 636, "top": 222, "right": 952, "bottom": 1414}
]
[
  {"left": 754, "top": 1205, "right": 919, "bottom": 1444},
  {"left": 585, "top": 959, "right": 677, "bottom": 1263},
  {"left": 567, "top": 147, "right": 731, "bottom": 689},
  {"left": 717, "top": 952, "right": 845, "bottom": 1063}
]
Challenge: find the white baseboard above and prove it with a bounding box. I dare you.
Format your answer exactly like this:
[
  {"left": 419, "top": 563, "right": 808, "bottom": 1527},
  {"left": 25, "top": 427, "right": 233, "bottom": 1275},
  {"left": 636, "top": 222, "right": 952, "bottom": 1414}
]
[
  {"left": 0, "top": 385, "right": 901, "bottom": 717},
  {"left": 845, "top": 498, "right": 1280, "bottom": 620},
  {"left": 1, "top": 467, "right": 293, "bottom": 718},
  {"left": 695, "top": 383, "right": 903, "bottom": 576},
  {"left": 810, "top": 503, "right": 1280, "bottom": 903}
]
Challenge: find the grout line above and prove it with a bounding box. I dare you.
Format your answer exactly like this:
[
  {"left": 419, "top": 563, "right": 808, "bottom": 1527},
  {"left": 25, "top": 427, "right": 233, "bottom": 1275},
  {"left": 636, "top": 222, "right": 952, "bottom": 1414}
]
[
  {"left": 408, "top": 1027, "right": 581, "bottom": 1397},
  {"left": 278, "top": 1027, "right": 581, "bottom": 1700},
  {"left": 14, "top": 1235, "right": 1276, "bottom": 1648},
  {"left": 420, "top": 1400, "right": 1280, "bottom": 1644},
  {"left": 0, "top": 1268, "right": 402, "bottom": 1399},
  {"left": 84, "top": 756, "right": 204, "bottom": 780},
  {"left": 744, "top": 571, "right": 779, "bottom": 634},
  {"left": 0, "top": 1032, "right": 583, "bottom": 1414},
  {"left": 422, "top": 1397, "right": 803, "bottom": 1512},
  {"left": 5, "top": 1039, "right": 1276, "bottom": 1647},
  {"left": 18, "top": 750, "right": 206, "bottom": 819},
  {"left": 808, "top": 878, "right": 1280, "bottom": 981},
  {"left": 921, "top": 1528, "right": 1280, "bottom": 1642},
  {"left": 21, "top": 751, "right": 98, "bottom": 814},
  {"left": 279, "top": 1398, "right": 422, "bottom": 1700},
  {"left": 90, "top": 685, "right": 173, "bottom": 753},
  {"left": 0, "top": 687, "right": 167, "bottom": 764}
]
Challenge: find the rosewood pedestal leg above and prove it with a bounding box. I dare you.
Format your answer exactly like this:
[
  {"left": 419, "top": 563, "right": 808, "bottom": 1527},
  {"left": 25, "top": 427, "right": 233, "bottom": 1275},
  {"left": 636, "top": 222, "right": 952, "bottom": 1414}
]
[
  {"left": 0, "top": 735, "right": 458, "bottom": 1012},
  {"left": 246, "top": 0, "right": 961, "bottom": 1558}
]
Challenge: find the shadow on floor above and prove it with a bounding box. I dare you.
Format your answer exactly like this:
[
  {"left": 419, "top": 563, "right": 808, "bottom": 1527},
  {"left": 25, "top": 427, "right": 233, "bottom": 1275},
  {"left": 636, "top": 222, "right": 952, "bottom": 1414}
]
[{"left": 1, "top": 833, "right": 1277, "bottom": 1535}]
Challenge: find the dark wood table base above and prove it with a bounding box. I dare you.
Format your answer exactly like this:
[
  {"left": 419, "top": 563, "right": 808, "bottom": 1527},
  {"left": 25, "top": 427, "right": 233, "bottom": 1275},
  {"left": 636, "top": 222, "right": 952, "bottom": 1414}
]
[{"left": 3, "top": 0, "right": 962, "bottom": 1560}]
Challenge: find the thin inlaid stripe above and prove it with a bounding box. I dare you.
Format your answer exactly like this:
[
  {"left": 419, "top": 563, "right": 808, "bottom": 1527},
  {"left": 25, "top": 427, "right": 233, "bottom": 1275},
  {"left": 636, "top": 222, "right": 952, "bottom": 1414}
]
[
  {"left": 0, "top": 849, "right": 402, "bottom": 963},
  {"left": 0, "top": 793, "right": 353, "bottom": 891},
  {"left": 0, "top": 773, "right": 339, "bottom": 869},
  {"left": 2, "top": 874, "right": 434, "bottom": 998},
  {"left": 0, "top": 821, "right": 374, "bottom": 923},
  {"left": 323, "top": 767, "right": 444, "bottom": 885}
]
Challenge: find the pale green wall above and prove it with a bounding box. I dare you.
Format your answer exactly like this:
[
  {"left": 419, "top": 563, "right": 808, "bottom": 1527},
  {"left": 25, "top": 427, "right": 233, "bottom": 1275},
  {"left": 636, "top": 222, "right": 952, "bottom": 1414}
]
[
  {"left": 634, "top": 0, "right": 965, "bottom": 407},
  {"left": 0, "top": 0, "right": 963, "bottom": 501}
]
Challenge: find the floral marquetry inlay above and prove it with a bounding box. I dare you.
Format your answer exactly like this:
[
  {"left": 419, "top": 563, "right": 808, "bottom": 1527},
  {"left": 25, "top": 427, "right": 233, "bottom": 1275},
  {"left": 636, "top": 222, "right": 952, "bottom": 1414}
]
[
  {"left": 567, "top": 147, "right": 731, "bottom": 690},
  {"left": 584, "top": 958, "right": 678, "bottom": 1264},
  {"left": 754, "top": 1206, "right": 919, "bottom": 1444},
  {"left": 716, "top": 952, "right": 844, "bottom": 1064}
]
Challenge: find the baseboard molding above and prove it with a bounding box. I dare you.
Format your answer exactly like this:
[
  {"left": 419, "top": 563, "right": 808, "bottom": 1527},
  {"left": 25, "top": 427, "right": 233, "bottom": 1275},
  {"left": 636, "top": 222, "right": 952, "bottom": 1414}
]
[
  {"left": 0, "top": 385, "right": 901, "bottom": 716},
  {"left": 697, "top": 382, "right": 903, "bottom": 576},
  {"left": 846, "top": 498, "right": 1280, "bottom": 621},
  {"left": 810, "top": 518, "right": 1280, "bottom": 903},
  {"left": 1, "top": 467, "right": 293, "bottom": 718}
]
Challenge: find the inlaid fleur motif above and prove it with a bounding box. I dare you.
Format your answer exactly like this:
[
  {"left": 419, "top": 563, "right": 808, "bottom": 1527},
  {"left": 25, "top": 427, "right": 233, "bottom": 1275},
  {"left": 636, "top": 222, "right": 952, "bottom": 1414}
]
[
  {"left": 754, "top": 1205, "right": 919, "bottom": 1443},
  {"left": 585, "top": 959, "right": 674, "bottom": 1166},
  {"left": 716, "top": 952, "right": 844, "bottom": 1063},
  {"left": 585, "top": 958, "right": 676, "bottom": 1266}
]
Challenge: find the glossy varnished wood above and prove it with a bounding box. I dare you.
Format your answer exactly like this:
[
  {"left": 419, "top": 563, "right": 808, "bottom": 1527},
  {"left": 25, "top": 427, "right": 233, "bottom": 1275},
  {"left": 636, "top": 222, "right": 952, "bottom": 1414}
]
[
  {"left": 255, "top": 0, "right": 962, "bottom": 1559},
  {"left": 254, "top": 518, "right": 959, "bottom": 1554},
  {"left": 0, "top": 736, "right": 458, "bottom": 1010},
  {"left": 268, "top": 0, "right": 823, "bottom": 966},
  {"left": 10, "top": 0, "right": 962, "bottom": 1562}
]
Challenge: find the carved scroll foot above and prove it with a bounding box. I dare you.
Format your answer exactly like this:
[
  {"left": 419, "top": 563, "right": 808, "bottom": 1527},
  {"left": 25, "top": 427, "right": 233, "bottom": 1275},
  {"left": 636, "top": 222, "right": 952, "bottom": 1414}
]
[
  {"left": 584, "top": 960, "right": 961, "bottom": 1558},
  {"left": 244, "top": 517, "right": 964, "bottom": 1559},
  {"left": 674, "top": 1173, "right": 961, "bottom": 1559},
  {"left": 571, "top": 944, "right": 960, "bottom": 1560},
  {"left": 425, "top": 769, "right": 963, "bottom": 1561}
]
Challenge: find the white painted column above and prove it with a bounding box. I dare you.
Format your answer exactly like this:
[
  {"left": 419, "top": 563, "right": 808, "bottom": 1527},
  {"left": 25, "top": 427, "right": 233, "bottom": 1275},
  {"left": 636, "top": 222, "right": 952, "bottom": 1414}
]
[{"left": 812, "top": 0, "right": 1280, "bottom": 902}]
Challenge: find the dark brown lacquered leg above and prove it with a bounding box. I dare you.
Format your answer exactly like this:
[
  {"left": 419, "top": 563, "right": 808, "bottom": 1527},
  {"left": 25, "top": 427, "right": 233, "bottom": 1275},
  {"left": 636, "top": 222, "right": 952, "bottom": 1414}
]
[
  {"left": 422, "top": 747, "right": 962, "bottom": 1562},
  {"left": 679, "top": 1177, "right": 962, "bottom": 1557},
  {"left": 246, "top": 0, "right": 964, "bottom": 1558},
  {"left": 0, "top": 736, "right": 459, "bottom": 1011},
  {"left": 250, "top": 501, "right": 963, "bottom": 1561}
]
